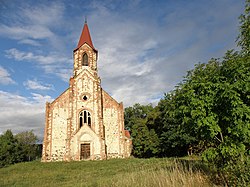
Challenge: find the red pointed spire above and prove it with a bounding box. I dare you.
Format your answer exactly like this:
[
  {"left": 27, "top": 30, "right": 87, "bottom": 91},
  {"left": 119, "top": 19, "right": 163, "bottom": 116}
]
[{"left": 74, "top": 22, "right": 96, "bottom": 51}]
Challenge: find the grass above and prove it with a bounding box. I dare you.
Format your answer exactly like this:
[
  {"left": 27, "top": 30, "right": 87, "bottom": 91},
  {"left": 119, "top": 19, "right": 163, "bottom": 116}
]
[{"left": 0, "top": 157, "right": 217, "bottom": 187}]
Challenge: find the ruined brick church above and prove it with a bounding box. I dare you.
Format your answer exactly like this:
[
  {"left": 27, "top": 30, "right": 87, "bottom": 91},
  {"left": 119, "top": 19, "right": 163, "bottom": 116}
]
[{"left": 42, "top": 22, "right": 132, "bottom": 161}]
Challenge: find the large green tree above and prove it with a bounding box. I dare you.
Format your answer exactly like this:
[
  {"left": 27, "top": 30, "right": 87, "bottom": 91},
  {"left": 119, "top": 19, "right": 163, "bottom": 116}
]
[
  {"left": 156, "top": 92, "right": 196, "bottom": 157},
  {"left": 125, "top": 104, "right": 159, "bottom": 158},
  {"left": 0, "top": 130, "right": 40, "bottom": 167},
  {"left": 0, "top": 130, "right": 24, "bottom": 167},
  {"left": 15, "top": 130, "right": 38, "bottom": 161},
  {"left": 157, "top": 50, "right": 249, "bottom": 185}
]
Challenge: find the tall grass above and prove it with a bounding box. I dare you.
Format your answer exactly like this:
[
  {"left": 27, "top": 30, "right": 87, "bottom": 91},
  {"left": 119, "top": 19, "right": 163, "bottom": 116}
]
[
  {"left": 99, "top": 160, "right": 212, "bottom": 187},
  {"left": 0, "top": 158, "right": 216, "bottom": 187}
]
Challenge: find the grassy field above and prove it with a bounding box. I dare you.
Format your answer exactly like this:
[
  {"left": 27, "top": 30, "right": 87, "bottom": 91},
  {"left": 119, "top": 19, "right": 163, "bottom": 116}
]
[{"left": 0, "top": 157, "right": 217, "bottom": 187}]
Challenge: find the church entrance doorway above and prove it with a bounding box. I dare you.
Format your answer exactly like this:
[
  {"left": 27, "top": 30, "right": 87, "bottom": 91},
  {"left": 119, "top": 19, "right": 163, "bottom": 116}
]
[{"left": 80, "top": 143, "right": 90, "bottom": 160}]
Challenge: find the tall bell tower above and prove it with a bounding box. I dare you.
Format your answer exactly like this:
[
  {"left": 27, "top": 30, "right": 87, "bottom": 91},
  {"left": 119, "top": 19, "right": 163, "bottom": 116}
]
[
  {"left": 73, "top": 22, "right": 98, "bottom": 76},
  {"left": 66, "top": 21, "right": 106, "bottom": 160}
]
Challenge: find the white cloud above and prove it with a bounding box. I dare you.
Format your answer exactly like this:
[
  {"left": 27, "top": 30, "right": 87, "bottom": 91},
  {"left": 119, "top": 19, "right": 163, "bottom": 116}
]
[
  {"left": 21, "top": 2, "right": 64, "bottom": 27},
  {"left": 0, "top": 1, "right": 64, "bottom": 48},
  {"left": 18, "top": 39, "right": 41, "bottom": 46},
  {"left": 86, "top": 0, "right": 243, "bottom": 107},
  {"left": 31, "top": 92, "right": 53, "bottom": 104},
  {"left": 5, "top": 48, "right": 70, "bottom": 65},
  {"left": 0, "top": 25, "right": 53, "bottom": 41},
  {"left": 0, "top": 0, "right": 244, "bottom": 108},
  {"left": 0, "top": 91, "right": 53, "bottom": 139},
  {"left": 24, "top": 79, "right": 54, "bottom": 90},
  {"left": 5, "top": 48, "right": 72, "bottom": 82},
  {"left": 0, "top": 66, "right": 16, "bottom": 85},
  {"left": 54, "top": 68, "right": 72, "bottom": 82}
]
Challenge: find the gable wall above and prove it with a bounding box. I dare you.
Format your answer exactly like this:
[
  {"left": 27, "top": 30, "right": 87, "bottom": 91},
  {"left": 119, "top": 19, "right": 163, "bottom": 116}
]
[
  {"left": 102, "top": 90, "right": 124, "bottom": 158},
  {"left": 43, "top": 89, "right": 70, "bottom": 161}
]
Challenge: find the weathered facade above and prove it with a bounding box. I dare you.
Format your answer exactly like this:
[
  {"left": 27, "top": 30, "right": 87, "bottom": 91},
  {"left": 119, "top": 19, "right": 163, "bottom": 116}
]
[{"left": 42, "top": 23, "right": 132, "bottom": 162}]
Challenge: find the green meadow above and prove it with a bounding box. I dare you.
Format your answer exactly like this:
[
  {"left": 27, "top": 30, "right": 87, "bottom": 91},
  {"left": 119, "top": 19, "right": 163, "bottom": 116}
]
[{"left": 0, "top": 157, "right": 218, "bottom": 187}]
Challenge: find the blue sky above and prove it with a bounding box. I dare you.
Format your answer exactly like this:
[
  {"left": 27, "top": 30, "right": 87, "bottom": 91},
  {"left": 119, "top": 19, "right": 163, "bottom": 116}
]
[{"left": 0, "top": 0, "right": 245, "bottom": 139}]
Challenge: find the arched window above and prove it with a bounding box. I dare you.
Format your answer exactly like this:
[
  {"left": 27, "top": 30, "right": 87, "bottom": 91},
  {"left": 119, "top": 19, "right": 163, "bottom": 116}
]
[
  {"left": 82, "top": 53, "right": 88, "bottom": 66},
  {"left": 79, "top": 110, "right": 91, "bottom": 128}
]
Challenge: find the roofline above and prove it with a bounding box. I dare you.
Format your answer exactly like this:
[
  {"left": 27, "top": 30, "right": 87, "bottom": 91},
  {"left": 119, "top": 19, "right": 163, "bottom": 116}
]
[
  {"left": 73, "top": 42, "right": 98, "bottom": 52},
  {"left": 50, "top": 87, "right": 70, "bottom": 106}
]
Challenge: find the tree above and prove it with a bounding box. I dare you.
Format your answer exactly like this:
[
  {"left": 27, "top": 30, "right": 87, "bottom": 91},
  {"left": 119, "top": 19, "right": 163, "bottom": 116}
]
[
  {"left": 156, "top": 92, "right": 196, "bottom": 157},
  {"left": 15, "top": 130, "right": 38, "bottom": 161},
  {"left": 237, "top": 0, "right": 250, "bottom": 54},
  {"left": 125, "top": 104, "right": 160, "bottom": 158},
  {"left": 0, "top": 130, "right": 24, "bottom": 167},
  {"left": 157, "top": 51, "right": 249, "bottom": 185},
  {"left": 202, "top": 51, "right": 250, "bottom": 186},
  {"left": 0, "top": 130, "right": 40, "bottom": 167}
]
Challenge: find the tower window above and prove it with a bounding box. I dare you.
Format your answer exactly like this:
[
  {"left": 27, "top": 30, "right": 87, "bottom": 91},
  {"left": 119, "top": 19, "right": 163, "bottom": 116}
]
[
  {"left": 82, "top": 53, "right": 88, "bottom": 66},
  {"left": 79, "top": 110, "right": 91, "bottom": 128}
]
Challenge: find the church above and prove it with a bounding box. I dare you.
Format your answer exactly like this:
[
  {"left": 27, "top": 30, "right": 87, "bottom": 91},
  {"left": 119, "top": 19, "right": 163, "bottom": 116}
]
[{"left": 42, "top": 22, "right": 132, "bottom": 161}]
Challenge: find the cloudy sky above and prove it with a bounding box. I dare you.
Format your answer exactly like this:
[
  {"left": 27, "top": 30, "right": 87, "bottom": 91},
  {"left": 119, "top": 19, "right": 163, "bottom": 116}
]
[{"left": 0, "top": 0, "right": 245, "bottom": 139}]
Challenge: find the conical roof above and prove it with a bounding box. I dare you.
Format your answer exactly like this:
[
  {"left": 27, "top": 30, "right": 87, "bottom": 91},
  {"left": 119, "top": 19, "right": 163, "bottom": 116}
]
[{"left": 74, "top": 23, "right": 96, "bottom": 52}]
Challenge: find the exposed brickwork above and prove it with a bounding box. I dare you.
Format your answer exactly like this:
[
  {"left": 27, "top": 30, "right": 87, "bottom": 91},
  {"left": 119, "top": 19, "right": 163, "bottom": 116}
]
[{"left": 42, "top": 24, "right": 132, "bottom": 162}]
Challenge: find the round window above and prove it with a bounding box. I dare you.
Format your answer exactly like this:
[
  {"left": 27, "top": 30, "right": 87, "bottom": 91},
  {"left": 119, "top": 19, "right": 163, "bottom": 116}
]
[{"left": 83, "top": 95, "right": 88, "bottom": 101}]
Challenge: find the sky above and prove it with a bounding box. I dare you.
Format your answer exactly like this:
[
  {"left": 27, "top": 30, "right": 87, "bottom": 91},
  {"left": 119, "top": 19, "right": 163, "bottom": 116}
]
[{"left": 0, "top": 0, "right": 245, "bottom": 139}]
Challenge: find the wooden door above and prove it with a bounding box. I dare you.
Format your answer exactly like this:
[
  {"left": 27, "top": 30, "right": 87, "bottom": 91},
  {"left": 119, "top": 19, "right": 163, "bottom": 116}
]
[{"left": 80, "top": 143, "right": 90, "bottom": 160}]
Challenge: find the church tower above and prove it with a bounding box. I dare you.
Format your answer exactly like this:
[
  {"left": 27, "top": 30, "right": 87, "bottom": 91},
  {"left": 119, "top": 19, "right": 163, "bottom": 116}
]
[{"left": 42, "top": 22, "right": 131, "bottom": 161}]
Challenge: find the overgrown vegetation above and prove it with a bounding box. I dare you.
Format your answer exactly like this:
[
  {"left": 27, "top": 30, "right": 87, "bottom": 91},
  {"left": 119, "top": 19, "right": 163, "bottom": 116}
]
[
  {"left": 125, "top": 1, "right": 250, "bottom": 186},
  {"left": 0, "top": 158, "right": 214, "bottom": 187}
]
